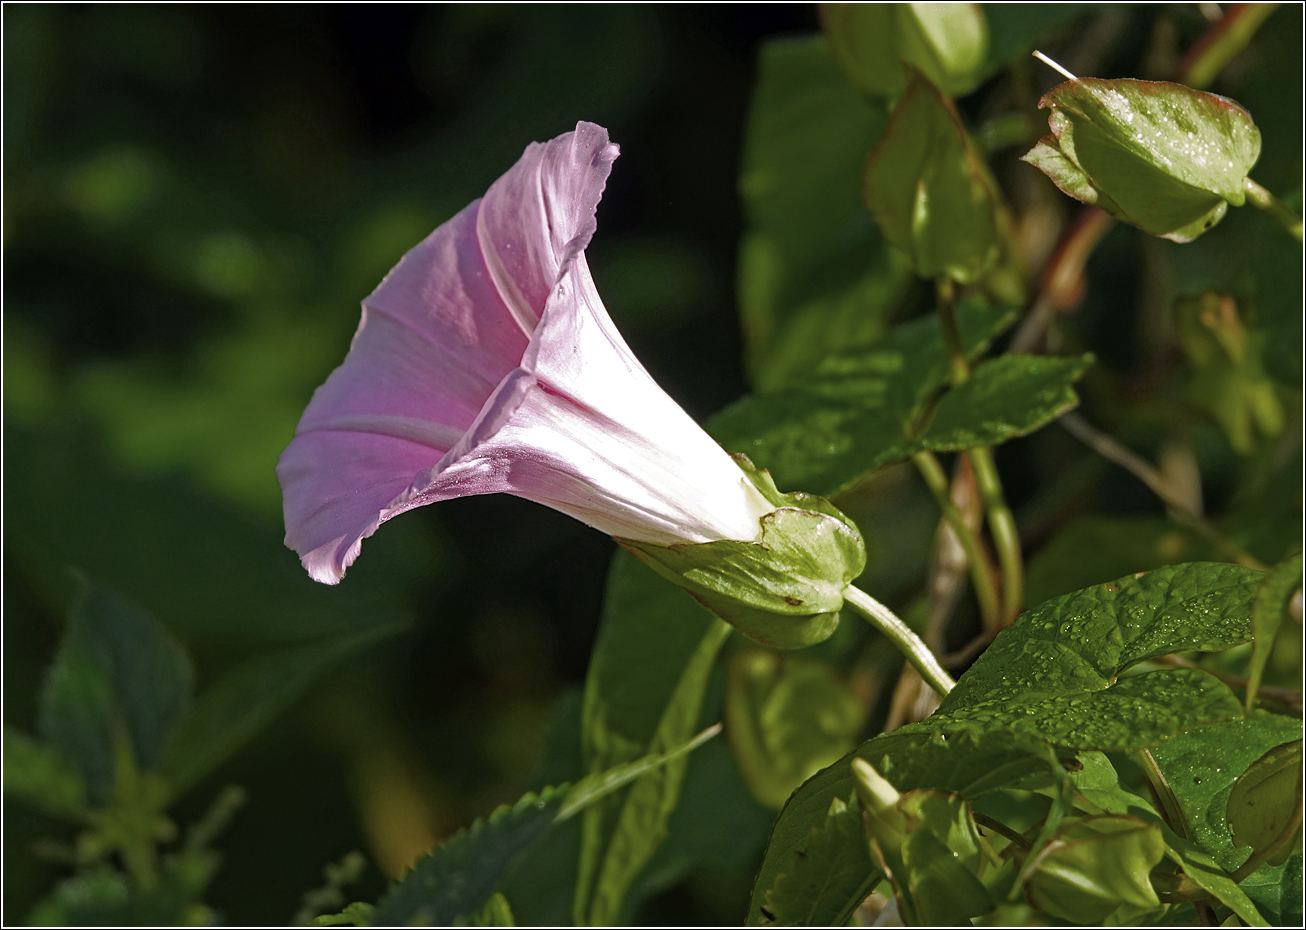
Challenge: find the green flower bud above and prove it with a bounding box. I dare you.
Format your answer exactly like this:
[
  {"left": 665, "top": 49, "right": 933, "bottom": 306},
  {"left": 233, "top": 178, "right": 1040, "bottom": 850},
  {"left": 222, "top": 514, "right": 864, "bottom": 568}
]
[{"left": 616, "top": 455, "right": 865, "bottom": 650}]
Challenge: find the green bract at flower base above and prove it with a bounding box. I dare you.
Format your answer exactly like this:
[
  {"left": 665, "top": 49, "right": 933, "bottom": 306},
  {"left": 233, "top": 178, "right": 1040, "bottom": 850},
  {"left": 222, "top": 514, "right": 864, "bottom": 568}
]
[
  {"left": 616, "top": 455, "right": 865, "bottom": 650},
  {"left": 1023, "top": 78, "right": 1262, "bottom": 242},
  {"left": 864, "top": 68, "right": 1008, "bottom": 285}
]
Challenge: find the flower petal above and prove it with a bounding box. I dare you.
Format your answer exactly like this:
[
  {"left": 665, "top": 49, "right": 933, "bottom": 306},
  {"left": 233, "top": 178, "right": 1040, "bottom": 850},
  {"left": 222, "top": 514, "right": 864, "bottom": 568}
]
[
  {"left": 398, "top": 259, "right": 774, "bottom": 545},
  {"left": 477, "top": 121, "right": 619, "bottom": 332},
  {"left": 279, "top": 123, "right": 622, "bottom": 583}
]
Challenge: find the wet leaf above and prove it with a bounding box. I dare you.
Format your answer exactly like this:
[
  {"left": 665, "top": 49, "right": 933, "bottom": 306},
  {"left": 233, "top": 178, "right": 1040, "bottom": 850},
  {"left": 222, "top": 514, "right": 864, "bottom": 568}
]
[
  {"left": 1024, "top": 78, "right": 1262, "bottom": 241},
  {"left": 758, "top": 794, "right": 879, "bottom": 926}
]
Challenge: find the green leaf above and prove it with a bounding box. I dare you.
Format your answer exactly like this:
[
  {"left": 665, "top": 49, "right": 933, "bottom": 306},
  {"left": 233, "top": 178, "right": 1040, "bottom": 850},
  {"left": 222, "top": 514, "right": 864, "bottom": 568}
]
[
  {"left": 1227, "top": 740, "right": 1303, "bottom": 865},
  {"left": 865, "top": 68, "right": 1006, "bottom": 283},
  {"left": 1024, "top": 78, "right": 1263, "bottom": 241},
  {"left": 1023, "top": 815, "right": 1165, "bottom": 923},
  {"left": 1163, "top": 832, "right": 1270, "bottom": 927},
  {"left": 887, "top": 789, "right": 993, "bottom": 924},
  {"left": 747, "top": 722, "right": 1056, "bottom": 924},
  {"left": 724, "top": 651, "right": 864, "bottom": 809},
  {"left": 939, "top": 562, "right": 1263, "bottom": 714},
  {"left": 1282, "top": 854, "right": 1304, "bottom": 925},
  {"left": 737, "top": 36, "right": 907, "bottom": 391},
  {"left": 3, "top": 725, "right": 88, "bottom": 820},
  {"left": 1151, "top": 715, "right": 1304, "bottom": 870},
  {"left": 759, "top": 794, "right": 879, "bottom": 927},
  {"left": 823, "top": 2, "right": 989, "bottom": 99},
  {"left": 920, "top": 352, "right": 1092, "bottom": 450},
  {"left": 1025, "top": 516, "right": 1217, "bottom": 608},
  {"left": 557, "top": 723, "right": 722, "bottom": 822},
  {"left": 466, "top": 891, "right": 515, "bottom": 927},
  {"left": 709, "top": 299, "right": 1015, "bottom": 497},
  {"left": 946, "top": 669, "right": 1244, "bottom": 752},
  {"left": 159, "top": 622, "right": 405, "bottom": 799},
  {"left": 619, "top": 461, "right": 865, "bottom": 650},
  {"left": 574, "top": 553, "right": 732, "bottom": 926},
  {"left": 38, "top": 581, "right": 195, "bottom": 803},
  {"left": 371, "top": 786, "right": 568, "bottom": 927},
  {"left": 1247, "top": 554, "right": 1303, "bottom": 712},
  {"left": 1054, "top": 749, "right": 1273, "bottom": 926}
]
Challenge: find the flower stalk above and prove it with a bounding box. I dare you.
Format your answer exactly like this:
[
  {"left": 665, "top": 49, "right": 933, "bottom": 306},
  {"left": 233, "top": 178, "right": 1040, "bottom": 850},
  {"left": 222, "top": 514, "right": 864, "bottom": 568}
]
[{"left": 844, "top": 584, "right": 955, "bottom": 696}]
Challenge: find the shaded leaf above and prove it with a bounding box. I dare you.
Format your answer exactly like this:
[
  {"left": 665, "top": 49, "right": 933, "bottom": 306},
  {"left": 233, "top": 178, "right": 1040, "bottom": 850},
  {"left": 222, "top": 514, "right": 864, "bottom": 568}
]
[
  {"left": 1151, "top": 714, "right": 1303, "bottom": 870},
  {"left": 737, "top": 36, "right": 907, "bottom": 391},
  {"left": 865, "top": 68, "right": 1006, "bottom": 283},
  {"left": 371, "top": 787, "right": 567, "bottom": 927},
  {"left": 747, "top": 722, "right": 1056, "bottom": 924},
  {"left": 823, "top": 2, "right": 989, "bottom": 98},
  {"left": 159, "top": 622, "right": 405, "bottom": 799},
  {"left": 2, "top": 725, "right": 88, "bottom": 820},
  {"left": 1227, "top": 740, "right": 1303, "bottom": 865},
  {"left": 725, "top": 651, "right": 864, "bottom": 810},
  {"left": 1246, "top": 553, "right": 1303, "bottom": 712},
  {"left": 575, "top": 553, "right": 731, "bottom": 926},
  {"left": 38, "top": 581, "right": 194, "bottom": 803},
  {"left": 1023, "top": 815, "right": 1164, "bottom": 923},
  {"left": 1024, "top": 78, "right": 1262, "bottom": 241}
]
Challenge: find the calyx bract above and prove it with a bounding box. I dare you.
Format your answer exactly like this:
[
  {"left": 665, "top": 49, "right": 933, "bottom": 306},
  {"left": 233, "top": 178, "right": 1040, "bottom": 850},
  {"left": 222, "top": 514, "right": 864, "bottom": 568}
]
[{"left": 617, "top": 455, "right": 865, "bottom": 650}]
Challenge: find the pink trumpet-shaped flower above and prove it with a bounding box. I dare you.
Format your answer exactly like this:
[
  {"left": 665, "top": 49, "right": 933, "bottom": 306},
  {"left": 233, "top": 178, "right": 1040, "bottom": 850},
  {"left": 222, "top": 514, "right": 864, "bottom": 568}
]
[{"left": 278, "top": 122, "right": 774, "bottom": 584}]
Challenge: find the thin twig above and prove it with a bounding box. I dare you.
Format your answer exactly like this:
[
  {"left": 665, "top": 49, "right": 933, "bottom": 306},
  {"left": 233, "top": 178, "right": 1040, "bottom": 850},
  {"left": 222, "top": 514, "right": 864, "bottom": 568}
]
[{"left": 1058, "top": 412, "right": 1267, "bottom": 570}]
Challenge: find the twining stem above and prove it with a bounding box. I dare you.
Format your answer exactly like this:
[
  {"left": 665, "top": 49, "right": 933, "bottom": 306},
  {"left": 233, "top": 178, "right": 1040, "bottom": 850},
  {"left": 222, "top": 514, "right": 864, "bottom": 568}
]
[
  {"left": 1177, "top": 3, "right": 1281, "bottom": 89},
  {"left": 934, "top": 276, "right": 1024, "bottom": 625},
  {"left": 1136, "top": 748, "right": 1191, "bottom": 842},
  {"left": 1243, "top": 177, "right": 1304, "bottom": 242},
  {"left": 968, "top": 447, "right": 1025, "bottom": 624},
  {"left": 845, "top": 584, "right": 956, "bottom": 697},
  {"left": 912, "top": 451, "right": 1002, "bottom": 632},
  {"left": 936, "top": 278, "right": 968, "bottom": 388}
]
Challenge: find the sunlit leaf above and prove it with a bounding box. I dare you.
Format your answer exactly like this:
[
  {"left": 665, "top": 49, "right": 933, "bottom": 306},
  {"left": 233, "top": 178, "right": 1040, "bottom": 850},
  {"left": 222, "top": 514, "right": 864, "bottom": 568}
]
[
  {"left": 758, "top": 794, "right": 879, "bottom": 926},
  {"left": 1024, "top": 78, "right": 1262, "bottom": 241}
]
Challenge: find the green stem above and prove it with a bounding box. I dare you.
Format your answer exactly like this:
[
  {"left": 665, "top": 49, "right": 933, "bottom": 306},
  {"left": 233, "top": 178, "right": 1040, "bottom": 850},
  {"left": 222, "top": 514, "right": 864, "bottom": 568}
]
[
  {"left": 1177, "top": 3, "right": 1280, "bottom": 89},
  {"left": 912, "top": 451, "right": 1002, "bottom": 632},
  {"left": 844, "top": 584, "right": 955, "bottom": 697},
  {"left": 936, "top": 278, "right": 969, "bottom": 386},
  {"left": 1137, "top": 748, "right": 1191, "bottom": 842},
  {"left": 1244, "top": 177, "right": 1304, "bottom": 241},
  {"left": 968, "top": 446, "right": 1024, "bottom": 624}
]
